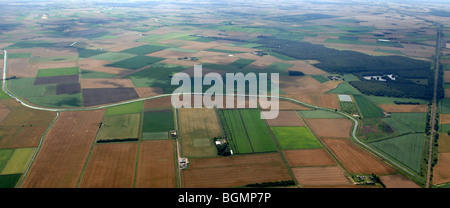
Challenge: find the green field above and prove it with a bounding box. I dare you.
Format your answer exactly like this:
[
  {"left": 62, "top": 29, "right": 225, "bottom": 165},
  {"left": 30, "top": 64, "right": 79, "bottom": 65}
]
[
  {"left": 220, "top": 109, "right": 253, "bottom": 154},
  {"left": 370, "top": 133, "right": 425, "bottom": 173},
  {"left": 7, "top": 77, "right": 83, "bottom": 107},
  {"left": 8, "top": 53, "right": 31, "bottom": 59},
  {"left": 230, "top": 59, "right": 256, "bottom": 68},
  {"left": 5, "top": 41, "right": 55, "bottom": 49},
  {"left": 96, "top": 114, "right": 141, "bottom": 140},
  {"left": 311, "top": 75, "right": 329, "bottom": 83},
  {"left": 204, "top": 48, "right": 247, "bottom": 54},
  {"left": 36, "top": 67, "right": 79, "bottom": 77},
  {"left": 440, "top": 99, "right": 450, "bottom": 114},
  {"left": 0, "top": 148, "right": 36, "bottom": 175},
  {"left": 142, "top": 110, "right": 175, "bottom": 132},
  {"left": 271, "top": 126, "right": 322, "bottom": 149},
  {"left": 126, "top": 63, "right": 188, "bottom": 93},
  {"left": 25, "top": 93, "right": 83, "bottom": 108},
  {"left": 0, "top": 174, "right": 22, "bottom": 188},
  {"left": 0, "top": 149, "right": 14, "bottom": 172},
  {"left": 105, "top": 101, "right": 143, "bottom": 116},
  {"left": 381, "top": 117, "right": 414, "bottom": 135},
  {"left": 166, "top": 48, "right": 199, "bottom": 53},
  {"left": 142, "top": 132, "right": 169, "bottom": 140},
  {"left": 443, "top": 64, "right": 450, "bottom": 71},
  {"left": 367, "top": 95, "right": 427, "bottom": 105},
  {"left": 358, "top": 118, "right": 396, "bottom": 140},
  {"left": 239, "top": 109, "right": 278, "bottom": 153},
  {"left": 341, "top": 74, "right": 360, "bottom": 82},
  {"left": 77, "top": 48, "right": 108, "bottom": 58},
  {"left": 264, "top": 62, "right": 294, "bottom": 72},
  {"left": 298, "top": 109, "right": 345, "bottom": 119},
  {"left": 353, "top": 94, "right": 385, "bottom": 118},
  {"left": 390, "top": 113, "right": 427, "bottom": 133},
  {"left": 106, "top": 55, "right": 165, "bottom": 70},
  {"left": 89, "top": 52, "right": 136, "bottom": 62},
  {"left": 80, "top": 70, "right": 116, "bottom": 79},
  {"left": 219, "top": 109, "right": 277, "bottom": 154},
  {"left": 138, "top": 32, "right": 191, "bottom": 42},
  {"left": 339, "top": 101, "right": 359, "bottom": 115},
  {"left": 120, "top": 45, "right": 168, "bottom": 55},
  {"left": 329, "top": 82, "right": 361, "bottom": 94}
]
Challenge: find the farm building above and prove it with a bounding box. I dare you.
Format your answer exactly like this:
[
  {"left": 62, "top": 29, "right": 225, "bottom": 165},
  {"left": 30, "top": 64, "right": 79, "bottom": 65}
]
[
  {"left": 170, "top": 130, "right": 177, "bottom": 137},
  {"left": 179, "top": 157, "right": 189, "bottom": 169}
]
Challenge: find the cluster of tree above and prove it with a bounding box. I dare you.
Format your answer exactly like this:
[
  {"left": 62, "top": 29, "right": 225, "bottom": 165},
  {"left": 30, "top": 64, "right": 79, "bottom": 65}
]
[
  {"left": 246, "top": 180, "right": 295, "bottom": 188},
  {"left": 370, "top": 174, "right": 386, "bottom": 188},
  {"left": 349, "top": 81, "right": 432, "bottom": 100},
  {"left": 214, "top": 137, "right": 231, "bottom": 156},
  {"left": 393, "top": 101, "right": 421, "bottom": 105},
  {"left": 255, "top": 36, "right": 430, "bottom": 78},
  {"left": 288, "top": 71, "right": 305, "bottom": 76},
  {"left": 96, "top": 138, "right": 138, "bottom": 143}
]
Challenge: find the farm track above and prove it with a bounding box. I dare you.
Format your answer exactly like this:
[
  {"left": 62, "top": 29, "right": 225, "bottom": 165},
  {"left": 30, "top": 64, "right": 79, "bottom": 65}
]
[{"left": 2, "top": 50, "right": 425, "bottom": 186}]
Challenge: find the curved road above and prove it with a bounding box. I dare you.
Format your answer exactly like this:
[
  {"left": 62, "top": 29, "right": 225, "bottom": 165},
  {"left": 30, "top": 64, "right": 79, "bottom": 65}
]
[{"left": 2, "top": 49, "right": 424, "bottom": 185}]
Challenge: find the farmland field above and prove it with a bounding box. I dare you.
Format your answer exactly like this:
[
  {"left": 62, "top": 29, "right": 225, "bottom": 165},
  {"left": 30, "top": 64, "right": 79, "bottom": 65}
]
[
  {"left": 353, "top": 94, "right": 385, "bottom": 118},
  {"left": 219, "top": 109, "right": 277, "bottom": 154},
  {"left": 380, "top": 174, "right": 421, "bottom": 188},
  {"left": 96, "top": 114, "right": 141, "bottom": 141},
  {"left": 306, "top": 118, "right": 353, "bottom": 138},
  {"left": 271, "top": 126, "right": 322, "bottom": 150},
  {"left": 177, "top": 108, "right": 222, "bottom": 157},
  {"left": 298, "top": 110, "right": 345, "bottom": 119},
  {"left": 292, "top": 166, "right": 351, "bottom": 186},
  {"left": 20, "top": 110, "right": 105, "bottom": 188},
  {"left": 322, "top": 138, "right": 395, "bottom": 175},
  {"left": 0, "top": 148, "right": 36, "bottom": 175},
  {"left": 105, "top": 101, "right": 143, "bottom": 116},
  {"left": 182, "top": 153, "right": 291, "bottom": 188},
  {"left": 390, "top": 113, "right": 427, "bottom": 133},
  {"left": 265, "top": 110, "right": 305, "bottom": 126},
  {"left": 142, "top": 110, "right": 174, "bottom": 133},
  {"left": 283, "top": 149, "right": 337, "bottom": 167},
  {"left": 135, "top": 140, "right": 176, "bottom": 188},
  {"left": 36, "top": 67, "right": 79, "bottom": 77},
  {"left": 370, "top": 134, "right": 425, "bottom": 173},
  {"left": 79, "top": 142, "right": 138, "bottom": 188}
]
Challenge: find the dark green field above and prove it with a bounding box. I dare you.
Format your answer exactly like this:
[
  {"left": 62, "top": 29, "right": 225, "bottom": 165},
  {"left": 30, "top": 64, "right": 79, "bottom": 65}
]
[
  {"left": 142, "top": 110, "right": 175, "bottom": 133},
  {"left": 106, "top": 55, "right": 165, "bottom": 70},
  {"left": 353, "top": 94, "right": 385, "bottom": 118}
]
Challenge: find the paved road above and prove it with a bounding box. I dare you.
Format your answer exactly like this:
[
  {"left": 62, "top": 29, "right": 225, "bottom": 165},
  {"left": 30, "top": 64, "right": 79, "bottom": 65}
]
[{"left": 425, "top": 23, "right": 443, "bottom": 188}]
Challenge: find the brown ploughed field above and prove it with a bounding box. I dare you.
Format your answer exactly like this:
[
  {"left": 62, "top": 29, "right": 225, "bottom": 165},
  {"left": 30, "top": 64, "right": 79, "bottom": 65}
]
[
  {"left": 321, "top": 138, "right": 396, "bottom": 175},
  {"left": 79, "top": 142, "right": 138, "bottom": 188},
  {"left": 283, "top": 149, "right": 337, "bottom": 167},
  {"left": 20, "top": 110, "right": 105, "bottom": 188},
  {"left": 182, "top": 153, "right": 291, "bottom": 188},
  {"left": 135, "top": 140, "right": 176, "bottom": 188}
]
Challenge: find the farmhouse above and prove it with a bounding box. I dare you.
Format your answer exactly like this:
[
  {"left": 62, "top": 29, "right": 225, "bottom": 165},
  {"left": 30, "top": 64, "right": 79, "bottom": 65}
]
[
  {"left": 179, "top": 157, "right": 189, "bottom": 169},
  {"left": 215, "top": 138, "right": 226, "bottom": 145},
  {"left": 170, "top": 130, "right": 177, "bottom": 137}
]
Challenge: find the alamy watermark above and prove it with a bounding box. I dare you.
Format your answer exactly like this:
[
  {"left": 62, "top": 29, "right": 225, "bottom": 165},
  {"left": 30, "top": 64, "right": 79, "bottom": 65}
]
[{"left": 170, "top": 65, "right": 279, "bottom": 119}]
